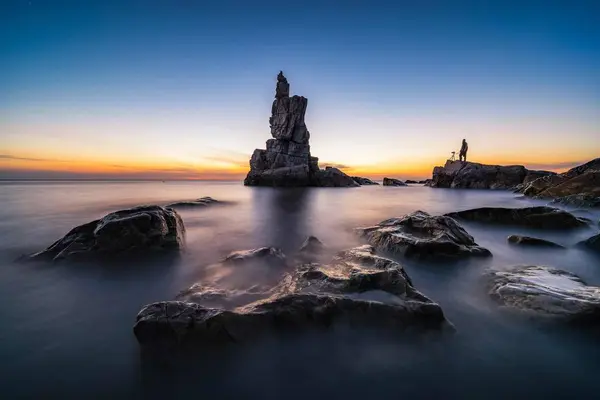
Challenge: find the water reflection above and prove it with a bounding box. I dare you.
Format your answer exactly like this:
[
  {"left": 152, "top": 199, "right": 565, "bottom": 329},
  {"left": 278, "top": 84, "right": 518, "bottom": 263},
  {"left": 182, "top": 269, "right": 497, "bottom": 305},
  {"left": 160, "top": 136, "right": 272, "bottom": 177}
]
[{"left": 251, "top": 187, "right": 313, "bottom": 253}]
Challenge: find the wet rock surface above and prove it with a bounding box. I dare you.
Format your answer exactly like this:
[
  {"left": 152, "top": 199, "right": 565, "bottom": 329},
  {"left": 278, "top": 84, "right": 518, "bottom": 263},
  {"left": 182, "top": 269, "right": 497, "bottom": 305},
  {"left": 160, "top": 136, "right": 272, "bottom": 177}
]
[
  {"left": 356, "top": 211, "right": 491, "bottom": 259},
  {"left": 28, "top": 206, "right": 185, "bottom": 262},
  {"left": 507, "top": 235, "right": 564, "bottom": 248},
  {"left": 133, "top": 244, "right": 452, "bottom": 347},
  {"left": 445, "top": 206, "right": 588, "bottom": 230},
  {"left": 383, "top": 178, "right": 407, "bottom": 186},
  {"left": 487, "top": 265, "right": 600, "bottom": 323},
  {"left": 244, "top": 72, "right": 357, "bottom": 187}
]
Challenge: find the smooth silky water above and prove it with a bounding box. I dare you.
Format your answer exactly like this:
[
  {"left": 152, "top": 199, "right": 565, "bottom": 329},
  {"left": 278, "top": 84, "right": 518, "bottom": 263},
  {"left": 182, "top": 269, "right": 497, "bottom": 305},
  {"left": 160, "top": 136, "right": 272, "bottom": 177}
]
[{"left": 1, "top": 181, "right": 599, "bottom": 398}]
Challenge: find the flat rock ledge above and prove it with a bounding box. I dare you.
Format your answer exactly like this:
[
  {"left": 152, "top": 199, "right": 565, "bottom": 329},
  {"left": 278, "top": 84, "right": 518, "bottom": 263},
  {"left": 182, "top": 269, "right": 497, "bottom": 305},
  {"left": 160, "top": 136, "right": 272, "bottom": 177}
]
[
  {"left": 445, "top": 206, "right": 588, "bottom": 230},
  {"left": 356, "top": 211, "right": 491, "bottom": 259},
  {"left": 166, "top": 197, "right": 221, "bottom": 208},
  {"left": 487, "top": 265, "right": 600, "bottom": 323},
  {"left": 27, "top": 205, "right": 185, "bottom": 262},
  {"left": 133, "top": 244, "right": 453, "bottom": 347}
]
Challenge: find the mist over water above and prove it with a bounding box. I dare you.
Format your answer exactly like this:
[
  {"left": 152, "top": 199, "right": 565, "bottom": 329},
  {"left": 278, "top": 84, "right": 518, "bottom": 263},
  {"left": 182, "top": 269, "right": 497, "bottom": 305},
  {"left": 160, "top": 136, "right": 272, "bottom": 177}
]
[{"left": 0, "top": 181, "right": 599, "bottom": 399}]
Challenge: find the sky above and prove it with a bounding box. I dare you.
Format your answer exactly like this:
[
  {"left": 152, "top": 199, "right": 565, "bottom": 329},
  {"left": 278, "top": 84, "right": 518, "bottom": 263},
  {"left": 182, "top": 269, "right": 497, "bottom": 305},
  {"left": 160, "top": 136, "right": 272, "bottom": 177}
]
[{"left": 1, "top": 0, "right": 599, "bottom": 180}]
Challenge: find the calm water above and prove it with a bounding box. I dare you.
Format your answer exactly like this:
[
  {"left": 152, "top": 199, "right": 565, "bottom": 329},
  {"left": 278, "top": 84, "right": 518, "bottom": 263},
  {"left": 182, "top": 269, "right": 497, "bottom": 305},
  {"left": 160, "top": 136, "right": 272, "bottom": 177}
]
[{"left": 0, "top": 181, "right": 599, "bottom": 399}]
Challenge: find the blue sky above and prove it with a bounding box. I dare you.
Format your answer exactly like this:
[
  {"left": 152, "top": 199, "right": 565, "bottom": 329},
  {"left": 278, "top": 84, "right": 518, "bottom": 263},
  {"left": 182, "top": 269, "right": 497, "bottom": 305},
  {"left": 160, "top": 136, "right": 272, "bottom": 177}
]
[{"left": 1, "top": 0, "right": 599, "bottom": 179}]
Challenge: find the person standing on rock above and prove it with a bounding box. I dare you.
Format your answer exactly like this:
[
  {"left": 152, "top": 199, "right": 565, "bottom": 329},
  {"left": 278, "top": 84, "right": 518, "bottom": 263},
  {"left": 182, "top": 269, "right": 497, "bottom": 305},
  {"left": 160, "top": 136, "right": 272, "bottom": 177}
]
[{"left": 459, "top": 139, "right": 468, "bottom": 162}]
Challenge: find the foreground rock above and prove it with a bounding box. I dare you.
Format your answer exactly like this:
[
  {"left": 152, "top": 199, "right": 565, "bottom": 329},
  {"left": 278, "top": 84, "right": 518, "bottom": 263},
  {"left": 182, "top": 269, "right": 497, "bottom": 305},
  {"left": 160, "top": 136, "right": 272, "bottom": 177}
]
[
  {"left": 446, "top": 206, "right": 588, "bottom": 230},
  {"left": 487, "top": 265, "right": 600, "bottom": 323},
  {"left": 517, "top": 158, "right": 600, "bottom": 207},
  {"left": 28, "top": 206, "right": 185, "bottom": 262},
  {"left": 507, "top": 235, "right": 564, "bottom": 248},
  {"left": 134, "top": 245, "right": 452, "bottom": 346},
  {"left": 357, "top": 211, "right": 491, "bottom": 259},
  {"left": 166, "top": 196, "right": 220, "bottom": 208},
  {"left": 383, "top": 178, "right": 407, "bottom": 186},
  {"left": 352, "top": 176, "right": 379, "bottom": 185},
  {"left": 244, "top": 72, "right": 357, "bottom": 187},
  {"left": 578, "top": 234, "right": 600, "bottom": 253}
]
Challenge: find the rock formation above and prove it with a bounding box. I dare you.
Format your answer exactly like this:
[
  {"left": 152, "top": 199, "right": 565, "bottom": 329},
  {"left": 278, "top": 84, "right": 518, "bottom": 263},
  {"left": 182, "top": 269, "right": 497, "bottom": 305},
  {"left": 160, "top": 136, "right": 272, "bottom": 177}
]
[
  {"left": 427, "top": 160, "right": 555, "bottom": 190},
  {"left": 27, "top": 206, "right": 185, "bottom": 262},
  {"left": 352, "top": 176, "right": 379, "bottom": 185},
  {"left": 578, "top": 233, "right": 600, "bottom": 253},
  {"left": 383, "top": 178, "right": 407, "bottom": 186},
  {"left": 244, "top": 72, "right": 358, "bottom": 187},
  {"left": 507, "top": 235, "right": 564, "bottom": 248},
  {"left": 445, "top": 206, "right": 588, "bottom": 230},
  {"left": 133, "top": 244, "right": 452, "bottom": 347},
  {"left": 166, "top": 196, "right": 220, "bottom": 209},
  {"left": 487, "top": 265, "right": 600, "bottom": 324},
  {"left": 356, "top": 211, "right": 491, "bottom": 259}
]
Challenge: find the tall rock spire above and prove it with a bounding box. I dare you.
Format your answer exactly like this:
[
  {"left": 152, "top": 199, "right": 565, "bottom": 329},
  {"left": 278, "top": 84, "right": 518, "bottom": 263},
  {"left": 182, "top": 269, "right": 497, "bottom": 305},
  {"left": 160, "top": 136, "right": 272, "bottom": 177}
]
[{"left": 243, "top": 72, "right": 358, "bottom": 187}]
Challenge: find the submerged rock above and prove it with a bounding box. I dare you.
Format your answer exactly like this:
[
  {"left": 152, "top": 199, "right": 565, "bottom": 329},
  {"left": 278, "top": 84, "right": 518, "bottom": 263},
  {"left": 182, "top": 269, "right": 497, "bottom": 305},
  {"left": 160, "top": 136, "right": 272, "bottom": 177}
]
[
  {"left": 549, "top": 194, "right": 600, "bottom": 209},
  {"left": 352, "top": 176, "right": 380, "bottom": 185},
  {"left": 578, "top": 234, "right": 600, "bottom": 253},
  {"left": 356, "top": 211, "right": 491, "bottom": 259},
  {"left": 445, "top": 206, "right": 588, "bottom": 230},
  {"left": 244, "top": 72, "right": 357, "bottom": 187},
  {"left": 404, "top": 180, "right": 418, "bottom": 184},
  {"left": 487, "top": 265, "right": 600, "bottom": 323},
  {"left": 166, "top": 196, "right": 220, "bottom": 208},
  {"left": 383, "top": 178, "right": 407, "bottom": 186},
  {"left": 507, "top": 235, "right": 564, "bottom": 248},
  {"left": 133, "top": 245, "right": 452, "bottom": 346},
  {"left": 28, "top": 206, "right": 185, "bottom": 262},
  {"left": 222, "top": 247, "right": 287, "bottom": 267},
  {"left": 299, "top": 235, "right": 325, "bottom": 254}
]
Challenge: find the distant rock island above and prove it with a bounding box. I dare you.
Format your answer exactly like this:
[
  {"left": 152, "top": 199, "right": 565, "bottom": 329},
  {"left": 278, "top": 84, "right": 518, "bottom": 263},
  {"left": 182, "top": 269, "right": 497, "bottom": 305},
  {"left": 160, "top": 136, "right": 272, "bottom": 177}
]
[{"left": 244, "top": 72, "right": 358, "bottom": 187}]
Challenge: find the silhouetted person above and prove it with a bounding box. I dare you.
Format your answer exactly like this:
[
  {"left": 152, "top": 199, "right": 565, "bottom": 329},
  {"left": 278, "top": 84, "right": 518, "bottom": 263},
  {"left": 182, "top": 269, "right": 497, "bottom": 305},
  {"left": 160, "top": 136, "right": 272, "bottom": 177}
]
[{"left": 459, "top": 139, "right": 468, "bottom": 162}]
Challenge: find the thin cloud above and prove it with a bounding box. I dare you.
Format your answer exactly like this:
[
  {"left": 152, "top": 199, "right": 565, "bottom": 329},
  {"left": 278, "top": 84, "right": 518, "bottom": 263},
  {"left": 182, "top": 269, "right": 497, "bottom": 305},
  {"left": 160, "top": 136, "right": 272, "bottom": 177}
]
[
  {"left": 321, "top": 163, "right": 351, "bottom": 170},
  {"left": 0, "top": 154, "right": 70, "bottom": 163}
]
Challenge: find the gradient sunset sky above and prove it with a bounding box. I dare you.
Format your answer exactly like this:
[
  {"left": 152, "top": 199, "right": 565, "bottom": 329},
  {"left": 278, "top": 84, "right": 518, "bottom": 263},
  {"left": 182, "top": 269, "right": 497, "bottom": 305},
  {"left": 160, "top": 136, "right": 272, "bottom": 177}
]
[{"left": 1, "top": 0, "right": 599, "bottom": 180}]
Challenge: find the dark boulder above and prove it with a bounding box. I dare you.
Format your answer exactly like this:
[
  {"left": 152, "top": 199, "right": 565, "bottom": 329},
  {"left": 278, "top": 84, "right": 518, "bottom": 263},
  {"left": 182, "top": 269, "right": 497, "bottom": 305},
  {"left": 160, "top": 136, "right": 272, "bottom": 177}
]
[
  {"left": 507, "top": 235, "right": 564, "bottom": 248},
  {"left": 383, "top": 178, "right": 407, "bottom": 186},
  {"left": 356, "top": 211, "right": 491, "bottom": 259},
  {"left": 578, "top": 234, "right": 600, "bottom": 253},
  {"left": 28, "top": 206, "right": 185, "bottom": 262},
  {"left": 445, "top": 206, "right": 588, "bottom": 230},
  {"left": 312, "top": 167, "right": 360, "bottom": 187}
]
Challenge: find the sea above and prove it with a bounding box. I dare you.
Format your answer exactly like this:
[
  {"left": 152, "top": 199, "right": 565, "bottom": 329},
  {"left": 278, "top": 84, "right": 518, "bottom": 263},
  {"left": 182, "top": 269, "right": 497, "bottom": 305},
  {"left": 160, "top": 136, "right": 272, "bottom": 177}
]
[{"left": 0, "top": 180, "right": 599, "bottom": 399}]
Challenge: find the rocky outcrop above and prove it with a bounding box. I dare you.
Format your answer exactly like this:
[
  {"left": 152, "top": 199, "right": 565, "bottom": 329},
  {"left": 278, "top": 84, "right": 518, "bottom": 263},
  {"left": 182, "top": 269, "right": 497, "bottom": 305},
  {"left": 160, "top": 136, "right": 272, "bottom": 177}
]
[
  {"left": 405, "top": 180, "right": 417, "bottom": 184},
  {"left": 244, "top": 72, "right": 357, "bottom": 187},
  {"left": 383, "top": 178, "right": 407, "bottom": 186},
  {"left": 578, "top": 234, "right": 600, "bottom": 253},
  {"left": 356, "top": 211, "right": 491, "bottom": 259},
  {"left": 28, "top": 206, "right": 185, "bottom": 262},
  {"left": 487, "top": 265, "right": 600, "bottom": 323},
  {"left": 428, "top": 160, "right": 535, "bottom": 189},
  {"left": 133, "top": 245, "right": 452, "bottom": 347},
  {"left": 352, "top": 176, "right": 379, "bottom": 185},
  {"left": 517, "top": 158, "right": 600, "bottom": 207},
  {"left": 445, "top": 206, "right": 588, "bottom": 230},
  {"left": 166, "top": 197, "right": 220, "bottom": 208},
  {"left": 507, "top": 235, "right": 564, "bottom": 248}
]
